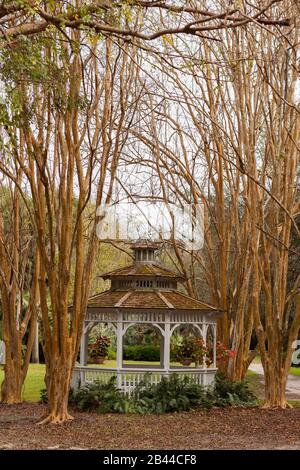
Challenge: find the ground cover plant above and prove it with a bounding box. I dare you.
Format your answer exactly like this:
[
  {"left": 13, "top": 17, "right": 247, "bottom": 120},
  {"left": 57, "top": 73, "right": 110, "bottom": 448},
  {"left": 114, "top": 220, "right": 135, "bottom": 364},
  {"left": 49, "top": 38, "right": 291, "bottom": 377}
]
[{"left": 68, "top": 373, "right": 258, "bottom": 414}]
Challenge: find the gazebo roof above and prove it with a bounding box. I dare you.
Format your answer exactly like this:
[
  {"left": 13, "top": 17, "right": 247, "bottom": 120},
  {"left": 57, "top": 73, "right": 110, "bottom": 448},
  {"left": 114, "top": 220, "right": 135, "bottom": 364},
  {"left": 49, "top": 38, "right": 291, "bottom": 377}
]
[
  {"left": 87, "top": 289, "right": 218, "bottom": 311},
  {"left": 102, "top": 262, "right": 184, "bottom": 280},
  {"left": 84, "top": 241, "right": 221, "bottom": 314}
]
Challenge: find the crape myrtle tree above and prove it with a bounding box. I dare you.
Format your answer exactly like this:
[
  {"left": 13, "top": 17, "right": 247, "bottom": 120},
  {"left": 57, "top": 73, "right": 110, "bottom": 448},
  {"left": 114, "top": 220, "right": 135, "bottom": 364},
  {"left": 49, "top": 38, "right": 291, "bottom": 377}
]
[
  {"left": 120, "top": 71, "right": 257, "bottom": 380},
  {"left": 0, "top": 1, "right": 292, "bottom": 43},
  {"left": 118, "top": 0, "right": 300, "bottom": 407},
  {"left": 0, "top": 0, "right": 296, "bottom": 419},
  {"left": 0, "top": 27, "right": 141, "bottom": 421},
  {"left": 247, "top": 42, "right": 300, "bottom": 407},
  {"left": 0, "top": 175, "right": 40, "bottom": 404}
]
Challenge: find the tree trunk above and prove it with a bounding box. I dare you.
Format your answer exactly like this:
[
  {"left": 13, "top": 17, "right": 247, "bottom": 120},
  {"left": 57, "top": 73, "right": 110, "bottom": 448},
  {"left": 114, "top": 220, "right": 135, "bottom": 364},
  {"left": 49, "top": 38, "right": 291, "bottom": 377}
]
[
  {"left": 39, "top": 354, "right": 74, "bottom": 424},
  {"left": 1, "top": 355, "right": 23, "bottom": 404},
  {"left": 262, "top": 362, "right": 289, "bottom": 409}
]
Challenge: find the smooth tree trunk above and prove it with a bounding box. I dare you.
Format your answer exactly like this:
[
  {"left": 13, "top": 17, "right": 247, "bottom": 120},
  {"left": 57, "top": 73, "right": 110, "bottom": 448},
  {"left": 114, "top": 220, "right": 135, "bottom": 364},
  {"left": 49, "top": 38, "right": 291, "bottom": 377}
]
[
  {"left": 20, "top": 35, "right": 135, "bottom": 423},
  {"left": 262, "top": 357, "right": 289, "bottom": 408},
  {"left": 39, "top": 349, "right": 75, "bottom": 424},
  {"left": 1, "top": 345, "right": 23, "bottom": 404}
]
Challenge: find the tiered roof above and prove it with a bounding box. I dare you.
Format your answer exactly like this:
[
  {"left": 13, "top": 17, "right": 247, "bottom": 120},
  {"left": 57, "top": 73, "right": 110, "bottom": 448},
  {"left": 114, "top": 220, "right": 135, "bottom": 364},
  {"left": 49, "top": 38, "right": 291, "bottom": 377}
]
[
  {"left": 88, "top": 289, "right": 217, "bottom": 310},
  {"left": 86, "top": 241, "right": 218, "bottom": 313},
  {"left": 102, "top": 262, "right": 184, "bottom": 280}
]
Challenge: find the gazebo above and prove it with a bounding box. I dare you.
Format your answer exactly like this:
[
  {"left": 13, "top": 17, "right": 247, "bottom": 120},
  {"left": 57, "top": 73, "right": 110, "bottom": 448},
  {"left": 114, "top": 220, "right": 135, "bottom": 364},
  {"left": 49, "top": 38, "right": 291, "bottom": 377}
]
[{"left": 72, "top": 241, "right": 223, "bottom": 394}]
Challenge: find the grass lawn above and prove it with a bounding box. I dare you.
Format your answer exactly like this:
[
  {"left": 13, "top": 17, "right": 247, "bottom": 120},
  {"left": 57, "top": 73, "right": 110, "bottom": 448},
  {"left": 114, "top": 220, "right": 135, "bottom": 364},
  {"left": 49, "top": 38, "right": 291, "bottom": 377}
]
[
  {"left": 290, "top": 367, "right": 300, "bottom": 376},
  {"left": 245, "top": 369, "right": 258, "bottom": 377},
  {"left": 0, "top": 364, "right": 46, "bottom": 402},
  {"left": 252, "top": 356, "right": 300, "bottom": 377},
  {"left": 95, "top": 359, "right": 162, "bottom": 368},
  {"left": 251, "top": 356, "right": 262, "bottom": 364},
  {"left": 0, "top": 360, "right": 178, "bottom": 402},
  {"left": 1, "top": 359, "right": 299, "bottom": 403}
]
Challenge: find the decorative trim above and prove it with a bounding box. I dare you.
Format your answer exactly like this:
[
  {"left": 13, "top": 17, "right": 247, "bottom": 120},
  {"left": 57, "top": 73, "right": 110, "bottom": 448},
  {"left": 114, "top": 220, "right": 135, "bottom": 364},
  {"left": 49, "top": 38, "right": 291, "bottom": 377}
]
[
  {"left": 157, "top": 291, "right": 174, "bottom": 308},
  {"left": 115, "top": 291, "right": 132, "bottom": 307}
]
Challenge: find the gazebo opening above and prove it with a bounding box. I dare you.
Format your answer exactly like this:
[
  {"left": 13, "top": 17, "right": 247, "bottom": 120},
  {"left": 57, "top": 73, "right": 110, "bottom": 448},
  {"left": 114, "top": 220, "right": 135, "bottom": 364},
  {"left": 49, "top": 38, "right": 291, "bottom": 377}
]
[
  {"left": 72, "top": 240, "right": 223, "bottom": 394},
  {"left": 123, "top": 324, "right": 163, "bottom": 368},
  {"left": 171, "top": 324, "right": 207, "bottom": 368}
]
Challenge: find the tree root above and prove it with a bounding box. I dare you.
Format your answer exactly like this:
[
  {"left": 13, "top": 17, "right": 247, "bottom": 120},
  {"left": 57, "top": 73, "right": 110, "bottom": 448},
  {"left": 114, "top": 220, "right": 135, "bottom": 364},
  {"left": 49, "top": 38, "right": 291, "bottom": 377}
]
[
  {"left": 1, "top": 398, "right": 23, "bottom": 405},
  {"left": 37, "top": 412, "right": 74, "bottom": 425},
  {"left": 262, "top": 401, "right": 291, "bottom": 409}
]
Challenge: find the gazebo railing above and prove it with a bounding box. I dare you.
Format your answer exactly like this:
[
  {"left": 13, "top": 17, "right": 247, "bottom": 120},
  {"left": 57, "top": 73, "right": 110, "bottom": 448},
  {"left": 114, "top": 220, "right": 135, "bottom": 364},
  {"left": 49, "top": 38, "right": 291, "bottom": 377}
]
[{"left": 72, "top": 366, "right": 217, "bottom": 396}]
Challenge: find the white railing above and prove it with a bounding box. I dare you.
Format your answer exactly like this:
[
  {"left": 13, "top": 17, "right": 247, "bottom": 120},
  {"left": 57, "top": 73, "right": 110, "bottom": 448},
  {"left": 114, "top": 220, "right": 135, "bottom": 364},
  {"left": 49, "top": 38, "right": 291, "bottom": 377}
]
[{"left": 72, "top": 366, "right": 217, "bottom": 396}]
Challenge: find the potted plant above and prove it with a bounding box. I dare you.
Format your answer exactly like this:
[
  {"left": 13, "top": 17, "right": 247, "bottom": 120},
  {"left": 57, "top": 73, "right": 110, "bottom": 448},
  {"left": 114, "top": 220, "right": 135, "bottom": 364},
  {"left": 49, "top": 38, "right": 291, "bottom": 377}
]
[
  {"left": 172, "top": 336, "right": 195, "bottom": 366},
  {"left": 172, "top": 336, "right": 209, "bottom": 366},
  {"left": 88, "top": 335, "right": 111, "bottom": 364}
]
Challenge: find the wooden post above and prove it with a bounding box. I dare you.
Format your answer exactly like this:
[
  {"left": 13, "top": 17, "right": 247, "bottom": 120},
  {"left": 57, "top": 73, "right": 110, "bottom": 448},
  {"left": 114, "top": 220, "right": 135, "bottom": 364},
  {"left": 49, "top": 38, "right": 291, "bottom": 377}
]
[
  {"left": 31, "top": 318, "right": 40, "bottom": 364},
  {"left": 163, "top": 313, "right": 170, "bottom": 372},
  {"left": 213, "top": 324, "right": 217, "bottom": 368},
  {"left": 203, "top": 324, "right": 208, "bottom": 369},
  {"left": 116, "top": 313, "right": 123, "bottom": 389},
  {"left": 80, "top": 325, "right": 89, "bottom": 366},
  {"left": 116, "top": 319, "right": 123, "bottom": 370},
  {"left": 160, "top": 332, "right": 165, "bottom": 368}
]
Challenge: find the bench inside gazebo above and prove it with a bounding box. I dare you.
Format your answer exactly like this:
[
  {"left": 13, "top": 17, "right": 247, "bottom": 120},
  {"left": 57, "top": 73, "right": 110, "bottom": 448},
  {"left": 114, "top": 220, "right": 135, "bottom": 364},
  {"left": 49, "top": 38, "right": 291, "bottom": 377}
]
[{"left": 72, "top": 241, "right": 223, "bottom": 395}]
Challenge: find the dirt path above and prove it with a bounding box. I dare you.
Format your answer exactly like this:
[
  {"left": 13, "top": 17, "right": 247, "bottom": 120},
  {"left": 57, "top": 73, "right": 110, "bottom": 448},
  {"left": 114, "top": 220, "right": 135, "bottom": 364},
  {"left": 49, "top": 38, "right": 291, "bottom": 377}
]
[
  {"left": 1, "top": 403, "right": 300, "bottom": 450},
  {"left": 249, "top": 363, "right": 300, "bottom": 398}
]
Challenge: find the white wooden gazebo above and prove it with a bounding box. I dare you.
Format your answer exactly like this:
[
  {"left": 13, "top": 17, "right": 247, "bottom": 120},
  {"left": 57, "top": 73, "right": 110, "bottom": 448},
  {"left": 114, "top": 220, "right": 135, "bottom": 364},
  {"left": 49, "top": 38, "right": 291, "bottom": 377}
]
[{"left": 72, "top": 241, "right": 222, "bottom": 395}]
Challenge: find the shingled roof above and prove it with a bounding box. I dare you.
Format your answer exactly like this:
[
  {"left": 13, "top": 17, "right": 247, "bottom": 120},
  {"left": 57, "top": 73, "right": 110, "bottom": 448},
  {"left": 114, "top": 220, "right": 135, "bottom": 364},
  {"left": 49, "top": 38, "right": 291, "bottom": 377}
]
[
  {"left": 87, "top": 289, "right": 217, "bottom": 311},
  {"left": 101, "top": 262, "right": 184, "bottom": 280},
  {"left": 84, "top": 241, "right": 220, "bottom": 314}
]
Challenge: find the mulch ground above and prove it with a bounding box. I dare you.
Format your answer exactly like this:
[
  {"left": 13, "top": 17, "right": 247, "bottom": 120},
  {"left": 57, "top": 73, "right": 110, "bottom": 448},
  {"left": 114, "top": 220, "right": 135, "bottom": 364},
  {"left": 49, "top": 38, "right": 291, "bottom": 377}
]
[{"left": 0, "top": 403, "right": 300, "bottom": 450}]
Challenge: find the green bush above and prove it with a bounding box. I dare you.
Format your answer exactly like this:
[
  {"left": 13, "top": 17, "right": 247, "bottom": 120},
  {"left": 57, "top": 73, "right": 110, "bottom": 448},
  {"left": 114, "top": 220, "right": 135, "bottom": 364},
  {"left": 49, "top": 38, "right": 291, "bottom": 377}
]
[
  {"left": 209, "top": 373, "right": 258, "bottom": 407},
  {"left": 40, "top": 388, "right": 48, "bottom": 404},
  {"left": 132, "top": 373, "right": 211, "bottom": 413},
  {"left": 69, "top": 377, "right": 135, "bottom": 413},
  {"left": 40, "top": 372, "right": 258, "bottom": 413},
  {"left": 122, "top": 345, "right": 177, "bottom": 362},
  {"left": 40, "top": 387, "right": 74, "bottom": 405},
  {"left": 123, "top": 345, "right": 160, "bottom": 362},
  {"left": 133, "top": 373, "right": 258, "bottom": 412},
  {"left": 107, "top": 347, "right": 116, "bottom": 360}
]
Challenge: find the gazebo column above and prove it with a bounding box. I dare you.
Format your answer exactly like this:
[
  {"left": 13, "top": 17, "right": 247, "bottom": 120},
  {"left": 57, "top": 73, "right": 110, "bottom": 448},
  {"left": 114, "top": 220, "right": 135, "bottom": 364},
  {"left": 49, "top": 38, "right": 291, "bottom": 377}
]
[
  {"left": 202, "top": 324, "right": 208, "bottom": 369},
  {"left": 80, "top": 324, "right": 89, "bottom": 366},
  {"left": 116, "top": 314, "right": 123, "bottom": 370},
  {"left": 213, "top": 324, "right": 217, "bottom": 368},
  {"left": 160, "top": 334, "right": 165, "bottom": 368},
  {"left": 163, "top": 313, "right": 170, "bottom": 372}
]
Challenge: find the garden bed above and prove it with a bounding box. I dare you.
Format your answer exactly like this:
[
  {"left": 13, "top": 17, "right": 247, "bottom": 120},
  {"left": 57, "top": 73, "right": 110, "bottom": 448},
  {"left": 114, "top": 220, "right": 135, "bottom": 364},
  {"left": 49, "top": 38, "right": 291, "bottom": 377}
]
[{"left": 0, "top": 403, "right": 300, "bottom": 450}]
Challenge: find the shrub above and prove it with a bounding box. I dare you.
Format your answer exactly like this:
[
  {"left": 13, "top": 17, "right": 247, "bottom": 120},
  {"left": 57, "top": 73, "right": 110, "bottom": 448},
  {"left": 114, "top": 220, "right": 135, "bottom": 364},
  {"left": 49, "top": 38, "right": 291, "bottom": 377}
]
[
  {"left": 40, "top": 372, "right": 258, "bottom": 412},
  {"left": 132, "top": 373, "right": 212, "bottom": 413},
  {"left": 40, "top": 387, "right": 74, "bottom": 405},
  {"left": 69, "top": 377, "right": 135, "bottom": 413},
  {"left": 40, "top": 388, "right": 48, "bottom": 404},
  {"left": 123, "top": 345, "right": 160, "bottom": 362},
  {"left": 209, "top": 373, "right": 258, "bottom": 407},
  {"left": 107, "top": 347, "right": 116, "bottom": 360}
]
